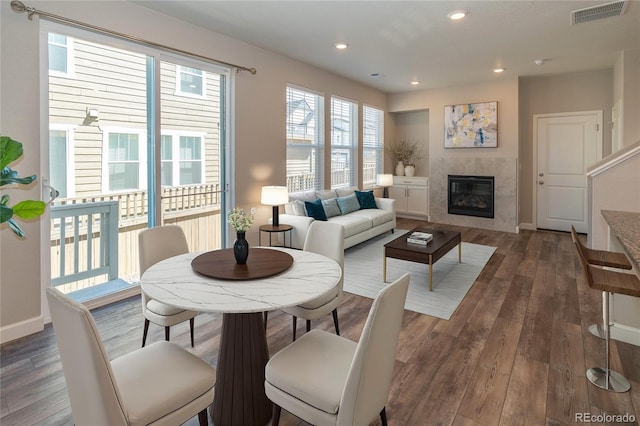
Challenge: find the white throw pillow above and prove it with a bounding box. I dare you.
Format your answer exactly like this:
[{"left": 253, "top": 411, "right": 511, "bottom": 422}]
[
  {"left": 284, "top": 200, "right": 306, "bottom": 216},
  {"left": 288, "top": 190, "right": 317, "bottom": 203},
  {"left": 315, "top": 190, "right": 337, "bottom": 200},
  {"left": 335, "top": 186, "right": 358, "bottom": 197}
]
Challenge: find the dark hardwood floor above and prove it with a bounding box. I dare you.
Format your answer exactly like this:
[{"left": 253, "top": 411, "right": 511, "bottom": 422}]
[{"left": 1, "top": 218, "right": 639, "bottom": 425}]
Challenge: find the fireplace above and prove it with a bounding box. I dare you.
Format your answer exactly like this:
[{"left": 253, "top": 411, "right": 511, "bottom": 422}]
[{"left": 448, "top": 175, "right": 495, "bottom": 218}]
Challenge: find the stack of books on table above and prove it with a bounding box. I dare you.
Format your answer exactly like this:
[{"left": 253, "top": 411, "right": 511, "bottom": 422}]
[{"left": 407, "top": 231, "right": 433, "bottom": 245}]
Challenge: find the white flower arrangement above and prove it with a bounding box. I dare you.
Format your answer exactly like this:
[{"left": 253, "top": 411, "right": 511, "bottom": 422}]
[{"left": 228, "top": 207, "right": 254, "bottom": 232}]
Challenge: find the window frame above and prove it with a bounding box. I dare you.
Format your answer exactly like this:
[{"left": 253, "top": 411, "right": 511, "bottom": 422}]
[
  {"left": 362, "top": 105, "right": 385, "bottom": 189},
  {"left": 286, "top": 85, "right": 325, "bottom": 192},
  {"left": 330, "top": 96, "right": 358, "bottom": 189},
  {"left": 160, "top": 131, "right": 207, "bottom": 187},
  {"left": 101, "top": 127, "right": 147, "bottom": 193},
  {"left": 175, "top": 64, "right": 207, "bottom": 99},
  {"left": 47, "top": 32, "right": 75, "bottom": 78},
  {"left": 48, "top": 124, "right": 77, "bottom": 198}
]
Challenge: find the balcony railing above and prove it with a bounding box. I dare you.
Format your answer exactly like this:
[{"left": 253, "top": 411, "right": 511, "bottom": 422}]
[
  {"left": 286, "top": 164, "right": 378, "bottom": 192},
  {"left": 51, "top": 184, "right": 222, "bottom": 297}
]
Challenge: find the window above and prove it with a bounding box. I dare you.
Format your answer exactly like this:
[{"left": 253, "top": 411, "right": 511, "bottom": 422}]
[
  {"left": 49, "top": 125, "right": 75, "bottom": 198},
  {"left": 160, "top": 135, "right": 173, "bottom": 186},
  {"left": 330, "top": 97, "right": 358, "bottom": 189},
  {"left": 103, "top": 130, "right": 146, "bottom": 192},
  {"left": 363, "top": 106, "right": 384, "bottom": 188},
  {"left": 176, "top": 65, "right": 205, "bottom": 97},
  {"left": 286, "top": 86, "right": 324, "bottom": 192},
  {"left": 161, "top": 133, "right": 205, "bottom": 186},
  {"left": 48, "top": 33, "right": 73, "bottom": 76}
]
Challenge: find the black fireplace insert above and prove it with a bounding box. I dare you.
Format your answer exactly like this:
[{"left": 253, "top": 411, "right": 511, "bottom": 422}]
[{"left": 448, "top": 175, "right": 495, "bottom": 218}]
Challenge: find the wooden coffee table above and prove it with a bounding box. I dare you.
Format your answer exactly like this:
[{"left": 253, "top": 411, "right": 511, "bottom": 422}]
[{"left": 383, "top": 227, "right": 462, "bottom": 291}]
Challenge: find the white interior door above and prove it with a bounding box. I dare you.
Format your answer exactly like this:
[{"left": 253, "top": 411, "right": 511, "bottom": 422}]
[{"left": 536, "top": 112, "right": 601, "bottom": 233}]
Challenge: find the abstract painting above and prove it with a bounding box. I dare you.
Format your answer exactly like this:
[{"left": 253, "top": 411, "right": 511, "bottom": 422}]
[{"left": 444, "top": 101, "right": 497, "bottom": 148}]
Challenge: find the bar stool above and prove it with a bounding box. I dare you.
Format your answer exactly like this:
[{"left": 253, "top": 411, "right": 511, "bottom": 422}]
[
  {"left": 573, "top": 238, "right": 640, "bottom": 392},
  {"left": 570, "top": 226, "right": 632, "bottom": 337},
  {"left": 570, "top": 226, "right": 632, "bottom": 270}
]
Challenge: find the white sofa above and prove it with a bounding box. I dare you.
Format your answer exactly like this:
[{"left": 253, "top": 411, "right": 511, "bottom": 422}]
[{"left": 278, "top": 187, "right": 396, "bottom": 250}]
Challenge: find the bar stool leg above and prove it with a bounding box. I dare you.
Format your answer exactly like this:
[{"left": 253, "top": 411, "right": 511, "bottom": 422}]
[
  {"left": 586, "top": 291, "right": 631, "bottom": 392},
  {"left": 588, "top": 291, "right": 612, "bottom": 339}
]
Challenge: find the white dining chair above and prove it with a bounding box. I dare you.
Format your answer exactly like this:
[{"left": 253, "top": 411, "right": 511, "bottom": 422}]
[
  {"left": 265, "top": 273, "right": 410, "bottom": 426},
  {"left": 282, "top": 220, "right": 344, "bottom": 340},
  {"left": 139, "top": 225, "right": 198, "bottom": 347},
  {"left": 46, "top": 288, "right": 216, "bottom": 426}
]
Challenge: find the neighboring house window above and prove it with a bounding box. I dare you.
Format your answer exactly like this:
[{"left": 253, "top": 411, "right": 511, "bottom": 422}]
[
  {"left": 160, "top": 135, "right": 174, "bottom": 186},
  {"left": 161, "top": 133, "right": 205, "bottom": 186},
  {"left": 103, "top": 129, "right": 146, "bottom": 192},
  {"left": 286, "top": 86, "right": 324, "bottom": 192},
  {"left": 363, "top": 106, "right": 384, "bottom": 188},
  {"left": 176, "top": 65, "right": 205, "bottom": 97},
  {"left": 330, "top": 97, "right": 358, "bottom": 189},
  {"left": 48, "top": 33, "right": 74, "bottom": 76},
  {"left": 49, "top": 125, "right": 76, "bottom": 198}
]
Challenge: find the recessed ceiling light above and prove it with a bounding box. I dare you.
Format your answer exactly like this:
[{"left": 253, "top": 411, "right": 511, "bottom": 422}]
[
  {"left": 335, "top": 43, "right": 348, "bottom": 50},
  {"left": 411, "top": 80, "right": 421, "bottom": 85},
  {"left": 447, "top": 10, "right": 467, "bottom": 20},
  {"left": 493, "top": 68, "right": 505, "bottom": 73}
]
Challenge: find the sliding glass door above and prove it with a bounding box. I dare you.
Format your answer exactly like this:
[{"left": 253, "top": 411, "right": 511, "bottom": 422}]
[{"left": 43, "top": 23, "right": 229, "bottom": 305}]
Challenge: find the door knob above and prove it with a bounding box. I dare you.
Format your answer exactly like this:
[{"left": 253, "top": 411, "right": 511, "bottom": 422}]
[
  {"left": 538, "top": 180, "right": 544, "bottom": 185},
  {"left": 539, "top": 172, "right": 544, "bottom": 177}
]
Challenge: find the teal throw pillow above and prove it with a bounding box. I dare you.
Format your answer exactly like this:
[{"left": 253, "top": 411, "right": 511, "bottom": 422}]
[
  {"left": 337, "top": 193, "right": 361, "bottom": 215},
  {"left": 304, "top": 199, "right": 327, "bottom": 221},
  {"left": 322, "top": 198, "right": 341, "bottom": 218},
  {"left": 355, "top": 190, "right": 377, "bottom": 209}
]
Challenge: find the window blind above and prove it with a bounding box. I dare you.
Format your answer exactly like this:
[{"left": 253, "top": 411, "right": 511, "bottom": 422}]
[
  {"left": 363, "top": 106, "right": 384, "bottom": 188},
  {"left": 330, "top": 97, "right": 358, "bottom": 189},
  {"left": 286, "top": 86, "right": 324, "bottom": 192}
]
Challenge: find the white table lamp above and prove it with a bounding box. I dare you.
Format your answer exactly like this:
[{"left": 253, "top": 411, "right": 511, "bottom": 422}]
[
  {"left": 377, "top": 174, "right": 393, "bottom": 198},
  {"left": 261, "top": 186, "right": 289, "bottom": 227}
]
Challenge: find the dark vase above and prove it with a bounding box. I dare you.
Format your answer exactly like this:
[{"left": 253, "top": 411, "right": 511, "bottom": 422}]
[{"left": 233, "top": 231, "right": 249, "bottom": 264}]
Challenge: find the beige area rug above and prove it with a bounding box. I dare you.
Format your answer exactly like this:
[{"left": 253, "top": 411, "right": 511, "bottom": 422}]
[{"left": 343, "top": 230, "right": 497, "bottom": 320}]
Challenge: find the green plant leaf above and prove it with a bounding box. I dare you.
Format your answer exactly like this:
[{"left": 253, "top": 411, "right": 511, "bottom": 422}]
[
  {"left": 12, "top": 200, "right": 46, "bottom": 219},
  {"left": 0, "top": 136, "right": 24, "bottom": 170},
  {"left": 0, "top": 167, "right": 37, "bottom": 186},
  {"left": 0, "top": 204, "right": 13, "bottom": 223}
]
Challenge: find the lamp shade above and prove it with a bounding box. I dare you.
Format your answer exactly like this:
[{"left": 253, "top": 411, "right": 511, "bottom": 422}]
[
  {"left": 377, "top": 174, "right": 393, "bottom": 187},
  {"left": 261, "top": 186, "right": 289, "bottom": 206}
]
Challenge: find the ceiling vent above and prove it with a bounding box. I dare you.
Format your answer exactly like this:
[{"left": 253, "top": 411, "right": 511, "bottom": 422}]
[{"left": 571, "top": 1, "right": 628, "bottom": 24}]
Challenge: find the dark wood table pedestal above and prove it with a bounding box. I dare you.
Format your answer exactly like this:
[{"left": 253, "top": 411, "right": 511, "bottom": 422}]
[{"left": 211, "top": 312, "right": 272, "bottom": 426}]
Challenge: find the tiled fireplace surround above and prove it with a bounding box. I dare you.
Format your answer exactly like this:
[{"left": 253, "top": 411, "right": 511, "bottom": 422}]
[{"left": 430, "top": 157, "right": 517, "bottom": 233}]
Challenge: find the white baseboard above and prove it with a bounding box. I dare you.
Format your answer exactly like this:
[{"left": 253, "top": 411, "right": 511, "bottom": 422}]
[
  {"left": 611, "top": 322, "right": 640, "bottom": 346},
  {"left": 0, "top": 316, "right": 44, "bottom": 345},
  {"left": 519, "top": 222, "right": 536, "bottom": 231}
]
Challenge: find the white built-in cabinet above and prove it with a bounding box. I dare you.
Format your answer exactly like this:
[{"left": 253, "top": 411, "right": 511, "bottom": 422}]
[{"left": 388, "top": 176, "right": 429, "bottom": 219}]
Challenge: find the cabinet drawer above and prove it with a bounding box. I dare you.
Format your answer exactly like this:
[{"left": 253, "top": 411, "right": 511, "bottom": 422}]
[{"left": 393, "top": 176, "right": 428, "bottom": 186}]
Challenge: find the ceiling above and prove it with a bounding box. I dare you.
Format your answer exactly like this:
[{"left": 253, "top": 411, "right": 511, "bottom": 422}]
[{"left": 131, "top": 1, "right": 640, "bottom": 94}]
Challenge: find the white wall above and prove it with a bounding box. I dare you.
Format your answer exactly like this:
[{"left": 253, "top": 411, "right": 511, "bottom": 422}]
[
  {"left": 388, "top": 79, "right": 519, "bottom": 232},
  {"left": 587, "top": 141, "right": 640, "bottom": 344},
  {"left": 0, "top": 0, "right": 388, "bottom": 342},
  {"left": 614, "top": 49, "right": 640, "bottom": 148}
]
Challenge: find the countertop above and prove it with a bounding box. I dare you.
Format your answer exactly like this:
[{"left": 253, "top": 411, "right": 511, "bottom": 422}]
[{"left": 601, "top": 210, "right": 640, "bottom": 273}]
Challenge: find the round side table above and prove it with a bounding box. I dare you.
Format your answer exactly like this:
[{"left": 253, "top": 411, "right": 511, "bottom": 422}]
[{"left": 258, "top": 224, "right": 293, "bottom": 248}]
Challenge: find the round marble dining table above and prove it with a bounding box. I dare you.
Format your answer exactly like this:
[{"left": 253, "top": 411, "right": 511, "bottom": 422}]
[{"left": 141, "top": 247, "right": 342, "bottom": 426}]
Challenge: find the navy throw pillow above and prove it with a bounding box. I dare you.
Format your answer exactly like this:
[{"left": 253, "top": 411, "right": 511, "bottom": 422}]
[
  {"left": 304, "top": 199, "right": 328, "bottom": 221},
  {"left": 355, "top": 190, "right": 377, "bottom": 209}
]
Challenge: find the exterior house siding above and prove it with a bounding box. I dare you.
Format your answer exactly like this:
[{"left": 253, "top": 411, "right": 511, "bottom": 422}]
[{"left": 49, "top": 35, "right": 221, "bottom": 199}]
